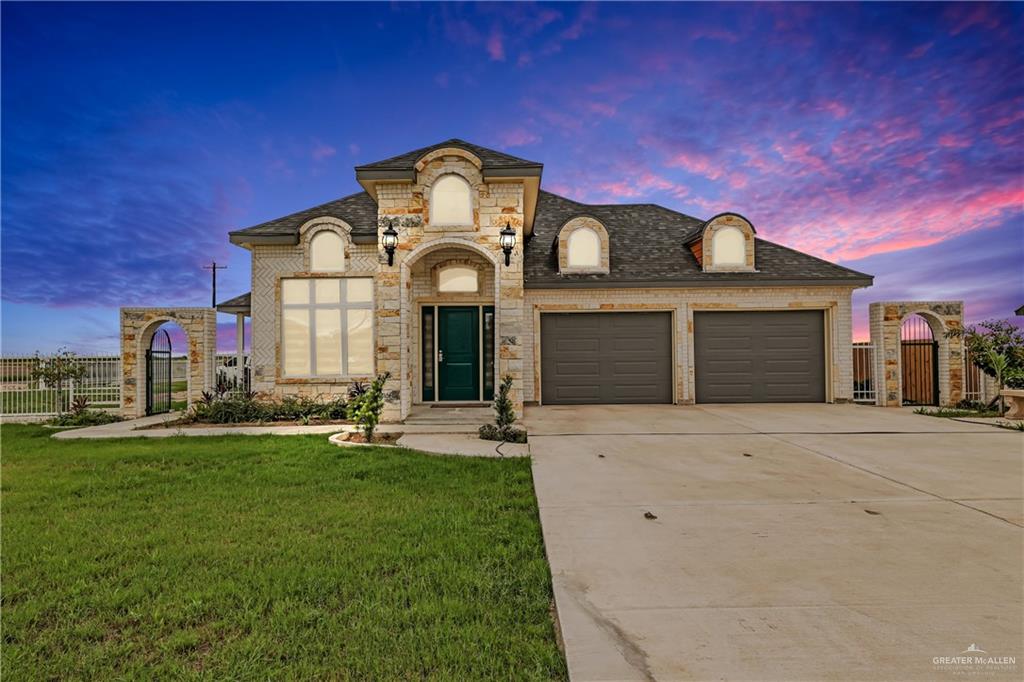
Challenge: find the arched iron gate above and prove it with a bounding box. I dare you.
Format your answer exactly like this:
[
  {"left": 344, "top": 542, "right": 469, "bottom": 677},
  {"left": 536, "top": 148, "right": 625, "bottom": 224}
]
[
  {"left": 146, "top": 328, "right": 172, "bottom": 415},
  {"left": 900, "top": 314, "right": 938, "bottom": 406}
]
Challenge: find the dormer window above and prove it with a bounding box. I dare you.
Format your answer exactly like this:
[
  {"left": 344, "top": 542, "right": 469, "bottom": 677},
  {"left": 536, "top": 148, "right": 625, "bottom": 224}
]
[
  {"left": 557, "top": 217, "right": 610, "bottom": 275},
  {"left": 567, "top": 228, "right": 601, "bottom": 268},
  {"left": 711, "top": 226, "right": 745, "bottom": 266},
  {"left": 697, "top": 213, "right": 756, "bottom": 272},
  {"left": 309, "top": 230, "right": 346, "bottom": 272},
  {"left": 430, "top": 174, "right": 472, "bottom": 225}
]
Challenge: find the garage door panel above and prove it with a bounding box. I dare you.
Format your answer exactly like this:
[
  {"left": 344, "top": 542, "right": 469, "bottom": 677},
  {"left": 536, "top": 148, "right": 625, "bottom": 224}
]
[
  {"left": 694, "top": 310, "right": 825, "bottom": 403},
  {"left": 541, "top": 312, "right": 672, "bottom": 405}
]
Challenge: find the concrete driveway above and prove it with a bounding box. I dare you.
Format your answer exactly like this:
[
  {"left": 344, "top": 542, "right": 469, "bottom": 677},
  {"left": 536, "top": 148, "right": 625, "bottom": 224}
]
[{"left": 527, "top": 404, "right": 1023, "bottom": 681}]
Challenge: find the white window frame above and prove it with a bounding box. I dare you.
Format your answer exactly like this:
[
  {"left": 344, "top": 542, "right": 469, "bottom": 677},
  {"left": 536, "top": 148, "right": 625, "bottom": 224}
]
[
  {"left": 429, "top": 174, "right": 473, "bottom": 226},
  {"left": 281, "top": 277, "right": 374, "bottom": 378}
]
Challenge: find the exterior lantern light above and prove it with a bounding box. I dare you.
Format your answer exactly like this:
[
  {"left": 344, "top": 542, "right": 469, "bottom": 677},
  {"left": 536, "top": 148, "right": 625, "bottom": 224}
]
[
  {"left": 499, "top": 222, "right": 516, "bottom": 266},
  {"left": 382, "top": 220, "right": 399, "bottom": 266}
]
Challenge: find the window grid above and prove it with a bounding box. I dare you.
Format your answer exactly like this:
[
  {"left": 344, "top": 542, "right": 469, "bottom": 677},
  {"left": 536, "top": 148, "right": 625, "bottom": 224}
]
[{"left": 281, "top": 278, "right": 374, "bottom": 378}]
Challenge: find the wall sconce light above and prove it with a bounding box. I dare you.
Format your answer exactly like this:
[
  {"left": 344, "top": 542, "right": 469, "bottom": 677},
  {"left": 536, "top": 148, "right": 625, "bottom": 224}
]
[
  {"left": 382, "top": 220, "right": 399, "bottom": 266},
  {"left": 499, "top": 222, "right": 516, "bottom": 267}
]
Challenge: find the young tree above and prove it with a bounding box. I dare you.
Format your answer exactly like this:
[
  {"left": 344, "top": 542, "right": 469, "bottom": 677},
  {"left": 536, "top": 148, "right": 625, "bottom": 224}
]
[
  {"left": 351, "top": 372, "right": 390, "bottom": 442},
  {"left": 30, "top": 347, "right": 87, "bottom": 415},
  {"left": 949, "top": 319, "right": 1024, "bottom": 399},
  {"left": 493, "top": 374, "right": 516, "bottom": 430}
]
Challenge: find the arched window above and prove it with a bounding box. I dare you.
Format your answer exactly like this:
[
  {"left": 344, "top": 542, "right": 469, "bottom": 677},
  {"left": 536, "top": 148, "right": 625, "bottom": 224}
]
[
  {"left": 711, "top": 226, "right": 745, "bottom": 266},
  {"left": 437, "top": 265, "right": 478, "bottom": 293},
  {"left": 567, "top": 228, "right": 601, "bottom": 268},
  {"left": 430, "top": 174, "right": 472, "bottom": 225},
  {"left": 310, "top": 231, "right": 345, "bottom": 272}
]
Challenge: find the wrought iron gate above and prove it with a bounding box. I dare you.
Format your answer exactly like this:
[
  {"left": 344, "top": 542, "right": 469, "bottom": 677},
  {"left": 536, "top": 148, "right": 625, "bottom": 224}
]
[
  {"left": 146, "top": 329, "right": 173, "bottom": 415},
  {"left": 900, "top": 315, "right": 938, "bottom": 406}
]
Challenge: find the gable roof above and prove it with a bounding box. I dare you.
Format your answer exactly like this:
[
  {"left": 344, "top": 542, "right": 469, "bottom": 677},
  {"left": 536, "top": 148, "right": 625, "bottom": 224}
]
[
  {"left": 229, "top": 191, "right": 379, "bottom": 246},
  {"left": 355, "top": 138, "right": 542, "bottom": 173},
  {"left": 524, "top": 190, "right": 873, "bottom": 288}
]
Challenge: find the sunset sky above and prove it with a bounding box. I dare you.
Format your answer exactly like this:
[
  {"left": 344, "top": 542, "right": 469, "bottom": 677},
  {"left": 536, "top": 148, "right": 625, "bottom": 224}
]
[{"left": 2, "top": 2, "right": 1021, "bottom": 354}]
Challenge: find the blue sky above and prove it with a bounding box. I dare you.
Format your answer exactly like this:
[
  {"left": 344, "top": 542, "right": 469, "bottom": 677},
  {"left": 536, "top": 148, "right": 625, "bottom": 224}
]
[{"left": 2, "top": 1, "right": 1021, "bottom": 353}]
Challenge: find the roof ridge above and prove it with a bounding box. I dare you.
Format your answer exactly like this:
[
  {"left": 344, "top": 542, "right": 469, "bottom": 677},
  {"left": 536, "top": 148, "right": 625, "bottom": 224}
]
[
  {"left": 754, "top": 237, "right": 874, "bottom": 279},
  {"left": 539, "top": 189, "right": 703, "bottom": 221}
]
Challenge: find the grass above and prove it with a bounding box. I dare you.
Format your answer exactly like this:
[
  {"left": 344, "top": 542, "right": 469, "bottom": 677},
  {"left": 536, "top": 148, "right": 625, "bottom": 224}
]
[
  {"left": 913, "top": 406, "right": 1002, "bottom": 418},
  {"left": 1, "top": 425, "right": 566, "bottom": 680}
]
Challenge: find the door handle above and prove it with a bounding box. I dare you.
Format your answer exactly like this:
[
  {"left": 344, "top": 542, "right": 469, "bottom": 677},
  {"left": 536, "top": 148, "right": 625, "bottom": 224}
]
[{"left": 438, "top": 349, "right": 445, "bottom": 363}]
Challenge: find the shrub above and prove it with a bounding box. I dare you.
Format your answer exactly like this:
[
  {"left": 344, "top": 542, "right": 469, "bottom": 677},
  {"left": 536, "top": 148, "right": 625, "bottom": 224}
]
[
  {"left": 479, "top": 375, "right": 527, "bottom": 443},
  {"left": 186, "top": 392, "right": 348, "bottom": 424},
  {"left": 478, "top": 424, "right": 528, "bottom": 443},
  {"left": 350, "top": 373, "right": 390, "bottom": 441},
  {"left": 949, "top": 319, "right": 1024, "bottom": 389},
  {"left": 50, "top": 398, "right": 122, "bottom": 427}
]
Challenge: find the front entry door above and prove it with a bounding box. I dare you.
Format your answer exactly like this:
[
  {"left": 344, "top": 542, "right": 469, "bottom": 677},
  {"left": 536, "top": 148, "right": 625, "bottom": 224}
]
[{"left": 438, "top": 306, "right": 479, "bottom": 401}]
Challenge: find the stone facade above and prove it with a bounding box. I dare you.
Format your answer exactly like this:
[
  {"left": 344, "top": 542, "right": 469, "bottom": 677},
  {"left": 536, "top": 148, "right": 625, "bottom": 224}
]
[
  {"left": 248, "top": 225, "right": 377, "bottom": 398},
  {"left": 377, "top": 150, "right": 524, "bottom": 421},
  {"left": 119, "top": 307, "right": 216, "bottom": 418},
  {"left": 868, "top": 301, "right": 964, "bottom": 407},
  {"left": 557, "top": 216, "right": 610, "bottom": 275},
  {"left": 523, "top": 286, "right": 857, "bottom": 404}
]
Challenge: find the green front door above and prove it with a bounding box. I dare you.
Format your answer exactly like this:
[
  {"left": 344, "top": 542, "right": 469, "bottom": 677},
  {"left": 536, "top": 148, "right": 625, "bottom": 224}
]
[{"left": 438, "top": 306, "right": 479, "bottom": 401}]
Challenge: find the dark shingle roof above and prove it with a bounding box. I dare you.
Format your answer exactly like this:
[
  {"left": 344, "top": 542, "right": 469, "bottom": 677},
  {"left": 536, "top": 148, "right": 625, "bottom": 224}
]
[
  {"left": 229, "top": 191, "right": 378, "bottom": 243},
  {"left": 216, "top": 291, "right": 251, "bottom": 314},
  {"left": 524, "top": 190, "right": 872, "bottom": 287},
  {"left": 356, "top": 138, "right": 542, "bottom": 172}
]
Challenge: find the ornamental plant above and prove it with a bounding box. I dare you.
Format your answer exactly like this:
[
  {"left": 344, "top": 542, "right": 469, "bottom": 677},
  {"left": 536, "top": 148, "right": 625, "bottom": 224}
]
[
  {"left": 30, "top": 347, "right": 87, "bottom": 415},
  {"left": 351, "top": 372, "right": 390, "bottom": 441},
  {"left": 949, "top": 319, "right": 1024, "bottom": 391},
  {"left": 479, "top": 375, "right": 527, "bottom": 443}
]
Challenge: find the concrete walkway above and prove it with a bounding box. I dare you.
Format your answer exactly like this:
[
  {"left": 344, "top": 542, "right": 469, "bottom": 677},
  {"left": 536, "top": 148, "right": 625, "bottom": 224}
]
[{"left": 528, "top": 404, "right": 1023, "bottom": 681}]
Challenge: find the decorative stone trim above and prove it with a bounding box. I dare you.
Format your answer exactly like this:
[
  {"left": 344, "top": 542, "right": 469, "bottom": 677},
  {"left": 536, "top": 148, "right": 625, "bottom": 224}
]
[
  {"left": 421, "top": 164, "right": 483, "bottom": 231},
  {"left": 414, "top": 147, "right": 483, "bottom": 171},
  {"left": 557, "top": 216, "right": 610, "bottom": 275},
  {"left": 298, "top": 217, "right": 354, "bottom": 272},
  {"left": 700, "top": 213, "right": 756, "bottom": 272}
]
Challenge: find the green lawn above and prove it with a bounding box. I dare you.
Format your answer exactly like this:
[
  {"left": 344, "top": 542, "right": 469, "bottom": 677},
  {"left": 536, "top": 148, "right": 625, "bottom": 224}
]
[{"left": 1, "top": 426, "right": 566, "bottom": 680}]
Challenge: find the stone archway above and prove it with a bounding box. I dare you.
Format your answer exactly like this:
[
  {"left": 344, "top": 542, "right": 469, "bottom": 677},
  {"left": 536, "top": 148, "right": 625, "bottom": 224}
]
[
  {"left": 869, "top": 301, "right": 964, "bottom": 407},
  {"left": 120, "top": 307, "right": 216, "bottom": 418}
]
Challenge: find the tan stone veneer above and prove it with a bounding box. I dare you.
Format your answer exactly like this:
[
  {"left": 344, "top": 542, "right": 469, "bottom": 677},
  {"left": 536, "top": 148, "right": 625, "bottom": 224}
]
[
  {"left": 522, "top": 286, "right": 858, "bottom": 404},
  {"left": 119, "top": 307, "right": 216, "bottom": 418},
  {"left": 868, "top": 301, "right": 964, "bottom": 407}
]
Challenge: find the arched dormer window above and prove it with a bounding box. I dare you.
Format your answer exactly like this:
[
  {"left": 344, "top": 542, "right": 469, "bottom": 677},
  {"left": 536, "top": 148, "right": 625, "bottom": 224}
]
[
  {"left": 430, "top": 174, "right": 472, "bottom": 225},
  {"left": 309, "top": 231, "right": 346, "bottom": 272},
  {"left": 697, "top": 213, "right": 755, "bottom": 272},
  {"left": 711, "top": 226, "right": 745, "bottom": 266},
  {"left": 557, "top": 217, "right": 610, "bottom": 275},
  {"left": 567, "top": 228, "right": 601, "bottom": 267}
]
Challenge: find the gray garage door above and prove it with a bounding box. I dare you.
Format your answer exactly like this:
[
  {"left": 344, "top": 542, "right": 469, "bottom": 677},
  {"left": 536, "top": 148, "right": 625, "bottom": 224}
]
[
  {"left": 541, "top": 312, "right": 673, "bottom": 404},
  {"left": 694, "top": 310, "right": 826, "bottom": 403}
]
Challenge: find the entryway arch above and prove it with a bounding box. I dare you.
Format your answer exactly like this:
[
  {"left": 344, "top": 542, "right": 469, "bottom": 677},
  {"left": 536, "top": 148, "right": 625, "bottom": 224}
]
[{"left": 120, "top": 307, "right": 216, "bottom": 418}]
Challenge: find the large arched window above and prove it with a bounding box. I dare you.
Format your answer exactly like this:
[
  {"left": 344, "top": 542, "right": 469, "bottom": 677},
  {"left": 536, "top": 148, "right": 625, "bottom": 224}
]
[
  {"left": 711, "top": 226, "right": 745, "bottom": 266},
  {"left": 310, "top": 231, "right": 345, "bottom": 272},
  {"left": 430, "top": 174, "right": 472, "bottom": 225},
  {"left": 567, "top": 228, "right": 601, "bottom": 268}
]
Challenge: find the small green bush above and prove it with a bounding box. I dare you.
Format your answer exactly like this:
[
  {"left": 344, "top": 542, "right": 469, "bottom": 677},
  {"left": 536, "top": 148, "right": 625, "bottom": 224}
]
[
  {"left": 350, "top": 373, "right": 390, "bottom": 441},
  {"left": 186, "top": 392, "right": 348, "bottom": 424},
  {"left": 50, "top": 410, "right": 122, "bottom": 427},
  {"left": 478, "top": 424, "right": 528, "bottom": 443}
]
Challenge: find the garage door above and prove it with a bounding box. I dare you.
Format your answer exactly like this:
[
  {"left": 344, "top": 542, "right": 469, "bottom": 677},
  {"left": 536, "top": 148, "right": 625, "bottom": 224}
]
[
  {"left": 540, "top": 312, "right": 673, "bottom": 404},
  {"left": 694, "top": 310, "right": 826, "bottom": 403}
]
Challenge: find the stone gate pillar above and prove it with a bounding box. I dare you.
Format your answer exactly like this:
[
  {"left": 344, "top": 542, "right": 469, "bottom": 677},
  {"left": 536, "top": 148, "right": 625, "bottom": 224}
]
[
  {"left": 868, "top": 301, "right": 963, "bottom": 407},
  {"left": 120, "top": 307, "right": 217, "bottom": 418}
]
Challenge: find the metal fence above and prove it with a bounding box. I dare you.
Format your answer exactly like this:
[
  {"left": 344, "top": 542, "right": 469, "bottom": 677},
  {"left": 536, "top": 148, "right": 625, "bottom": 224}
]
[
  {"left": 1, "top": 355, "right": 122, "bottom": 417},
  {"left": 963, "top": 349, "right": 990, "bottom": 404},
  {"left": 852, "top": 343, "right": 876, "bottom": 404}
]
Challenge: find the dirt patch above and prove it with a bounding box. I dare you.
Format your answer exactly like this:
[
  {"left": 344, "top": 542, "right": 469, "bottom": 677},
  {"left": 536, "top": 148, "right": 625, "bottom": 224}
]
[{"left": 334, "top": 431, "right": 403, "bottom": 445}]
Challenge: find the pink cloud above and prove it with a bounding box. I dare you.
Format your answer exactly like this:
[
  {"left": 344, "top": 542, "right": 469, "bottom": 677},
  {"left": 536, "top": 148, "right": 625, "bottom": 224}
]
[
  {"left": 908, "top": 41, "right": 934, "bottom": 59},
  {"left": 311, "top": 141, "right": 336, "bottom": 161},
  {"left": 487, "top": 25, "right": 505, "bottom": 61},
  {"left": 498, "top": 128, "right": 540, "bottom": 148},
  {"left": 937, "top": 133, "right": 971, "bottom": 149}
]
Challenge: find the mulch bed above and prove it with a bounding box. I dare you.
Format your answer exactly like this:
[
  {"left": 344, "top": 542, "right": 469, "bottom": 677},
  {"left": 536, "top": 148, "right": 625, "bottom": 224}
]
[
  {"left": 333, "top": 431, "right": 403, "bottom": 445},
  {"left": 139, "top": 419, "right": 352, "bottom": 430}
]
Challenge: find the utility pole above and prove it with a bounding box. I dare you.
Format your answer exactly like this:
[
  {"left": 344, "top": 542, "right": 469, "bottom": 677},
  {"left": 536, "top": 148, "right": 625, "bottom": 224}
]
[{"left": 202, "top": 261, "right": 228, "bottom": 308}]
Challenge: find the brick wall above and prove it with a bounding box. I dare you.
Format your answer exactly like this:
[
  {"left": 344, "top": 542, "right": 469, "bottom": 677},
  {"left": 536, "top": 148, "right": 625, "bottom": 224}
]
[{"left": 522, "top": 286, "right": 857, "bottom": 404}]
